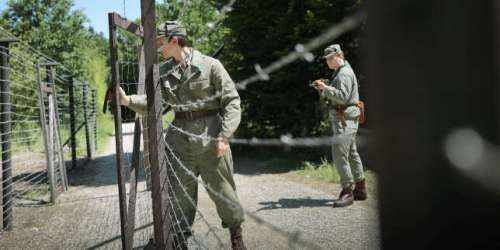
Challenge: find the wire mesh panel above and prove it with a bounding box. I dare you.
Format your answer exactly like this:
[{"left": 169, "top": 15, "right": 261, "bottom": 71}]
[
  {"left": 0, "top": 27, "right": 95, "bottom": 233},
  {"left": 0, "top": 41, "right": 52, "bottom": 230}
]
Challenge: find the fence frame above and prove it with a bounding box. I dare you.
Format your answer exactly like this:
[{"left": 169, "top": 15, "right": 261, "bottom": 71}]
[
  {"left": 107, "top": 7, "right": 172, "bottom": 249},
  {"left": 139, "top": 1, "right": 173, "bottom": 248},
  {"left": 108, "top": 11, "right": 130, "bottom": 250}
]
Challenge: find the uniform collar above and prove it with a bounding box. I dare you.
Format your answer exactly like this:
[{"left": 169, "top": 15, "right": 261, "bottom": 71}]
[
  {"left": 189, "top": 49, "right": 203, "bottom": 72},
  {"left": 167, "top": 49, "right": 202, "bottom": 81},
  {"left": 183, "top": 49, "right": 203, "bottom": 82},
  {"left": 335, "top": 61, "right": 349, "bottom": 72},
  {"left": 331, "top": 61, "right": 350, "bottom": 78}
]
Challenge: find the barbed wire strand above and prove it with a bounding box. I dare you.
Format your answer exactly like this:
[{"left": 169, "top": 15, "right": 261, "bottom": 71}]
[{"left": 163, "top": 139, "right": 323, "bottom": 250}]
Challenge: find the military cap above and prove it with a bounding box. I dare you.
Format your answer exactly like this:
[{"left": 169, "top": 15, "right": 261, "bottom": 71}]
[
  {"left": 157, "top": 21, "right": 187, "bottom": 37},
  {"left": 323, "top": 44, "right": 342, "bottom": 58}
]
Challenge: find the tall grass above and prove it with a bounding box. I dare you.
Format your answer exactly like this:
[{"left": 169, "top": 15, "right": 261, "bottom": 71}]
[{"left": 293, "top": 159, "right": 377, "bottom": 194}]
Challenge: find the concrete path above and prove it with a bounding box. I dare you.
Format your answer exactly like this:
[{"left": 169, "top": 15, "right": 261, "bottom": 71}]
[{"left": 0, "top": 123, "right": 379, "bottom": 250}]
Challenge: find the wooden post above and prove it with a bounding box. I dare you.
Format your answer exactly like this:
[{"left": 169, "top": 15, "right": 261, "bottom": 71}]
[
  {"left": 36, "top": 64, "right": 57, "bottom": 203},
  {"left": 82, "top": 83, "right": 92, "bottom": 159},
  {"left": 91, "top": 88, "right": 97, "bottom": 153},
  {"left": 45, "top": 63, "right": 68, "bottom": 191},
  {"left": 0, "top": 38, "right": 18, "bottom": 231},
  {"left": 68, "top": 76, "right": 77, "bottom": 169},
  {"left": 140, "top": 0, "right": 173, "bottom": 248},
  {"left": 125, "top": 118, "right": 141, "bottom": 249},
  {"left": 138, "top": 46, "right": 152, "bottom": 190},
  {"left": 108, "top": 12, "right": 130, "bottom": 250},
  {"left": 367, "top": 0, "right": 500, "bottom": 248}
]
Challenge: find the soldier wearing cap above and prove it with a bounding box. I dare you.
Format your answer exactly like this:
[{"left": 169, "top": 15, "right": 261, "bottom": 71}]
[
  {"left": 117, "top": 21, "right": 246, "bottom": 250},
  {"left": 312, "top": 44, "right": 367, "bottom": 207}
]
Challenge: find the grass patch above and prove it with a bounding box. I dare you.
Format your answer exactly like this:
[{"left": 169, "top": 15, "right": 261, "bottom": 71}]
[
  {"left": 95, "top": 113, "right": 115, "bottom": 154},
  {"left": 295, "top": 158, "right": 341, "bottom": 183},
  {"left": 293, "top": 158, "right": 377, "bottom": 194},
  {"left": 9, "top": 113, "right": 115, "bottom": 159}
]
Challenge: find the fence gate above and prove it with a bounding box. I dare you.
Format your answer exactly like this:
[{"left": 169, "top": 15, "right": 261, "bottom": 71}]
[{"left": 107, "top": 10, "right": 162, "bottom": 250}]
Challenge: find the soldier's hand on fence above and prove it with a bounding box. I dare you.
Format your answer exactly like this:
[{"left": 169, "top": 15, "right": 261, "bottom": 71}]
[
  {"left": 103, "top": 86, "right": 130, "bottom": 113},
  {"left": 216, "top": 137, "right": 230, "bottom": 157},
  {"left": 103, "top": 86, "right": 114, "bottom": 114},
  {"left": 117, "top": 86, "right": 130, "bottom": 106}
]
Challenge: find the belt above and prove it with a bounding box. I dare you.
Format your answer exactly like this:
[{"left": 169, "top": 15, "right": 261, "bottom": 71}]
[
  {"left": 335, "top": 104, "right": 357, "bottom": 127},
  {"left": 335, "top": 103, "right": 357, "bottom": 112},
  {"left": 175, "top": 109, "right": 219, "bottom": 120}
]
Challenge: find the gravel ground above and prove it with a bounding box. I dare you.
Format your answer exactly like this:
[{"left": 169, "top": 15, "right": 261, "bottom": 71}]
[{"left": 0, "top": 123, "right": 380, "bottom": 250}]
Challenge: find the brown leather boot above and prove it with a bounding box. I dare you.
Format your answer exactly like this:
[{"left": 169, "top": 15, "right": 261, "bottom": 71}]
[
  {"left": 230, "top": 226, "right": 247, "bottom": 250},
  {"left": 353, "top": 179, "right": 368, "bottom": 201},
  {"left": 334, "top": 187, "right": 354, "bottom": 207}
]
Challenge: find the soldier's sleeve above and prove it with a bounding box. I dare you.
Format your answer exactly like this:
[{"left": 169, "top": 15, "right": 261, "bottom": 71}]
[
  {"left": 321, "top": 73, "right": 353, "bottom": 104},
  {"left": 211, "top": 59, "right": 241, "bottom": 139},
  {"left": 128, "top": 94, "right": 147, "bottom": 115}
]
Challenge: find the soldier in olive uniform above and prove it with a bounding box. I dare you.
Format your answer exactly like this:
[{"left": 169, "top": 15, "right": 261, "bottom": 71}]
[
  {"left": 117, "top": 21, "right": 246, "bottom": 250},
  {"left": 313, "top": 44, "right": 367, "bottom": 207}
]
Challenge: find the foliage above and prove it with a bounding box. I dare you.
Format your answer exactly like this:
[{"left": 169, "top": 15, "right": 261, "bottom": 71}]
[
  {"left": 297, "top": 158, "right": 341, "bottom": 183},
  {"left": 2, "top": 0, "right": 91, "bottom": 76},
  {"left": 294, "top": 159, "right": 377, "bottom": 194},
  {"left": 156, "top": 0, "right": 228, "bottom": 56},
  {"left": 216, "top": 0, "right": 364, "bottom": 138},
  {"left": 0, "top": 0, "right": 366, "bottom": 153},
  {"left": 0, "top": 0, "right": 112, "bottom": 154}
]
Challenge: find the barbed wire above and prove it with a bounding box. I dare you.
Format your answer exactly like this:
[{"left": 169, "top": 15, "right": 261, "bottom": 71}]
[
  {"left": 235, "top": 11, "right": 365, "bottom": 90},
  {"left": 159, "top": 114, "right": 360, "bottom": 147},
  {"left": 165, "top": 156, "right": 226, "bottom": 248},
  {"left": 0, "top": 41, "right": 70, "bottom": 88},
  {"left": 123, "top": 12, "right": 366, "bottom": 116},
  {"left": 163, "top": 139, "right": 324, "bottom": 250},
  {"left": 0, "top": 26, "right": 82, "bottom": 78},
  {"left": 163, "top": 92, "right": 223, "bottom": 111},
  {"left": 114, "top": 3, "right": 367, "bottom": 248},
  {"left": 194, "top": 0, "right": 237, "bottom": 45},
  {"left": 0, "top": 35, "right": 91, "bottom": 232}
]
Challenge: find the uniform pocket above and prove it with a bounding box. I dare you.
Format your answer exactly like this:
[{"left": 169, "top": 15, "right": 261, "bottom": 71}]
[
  {"left": 189, "top": 79, "right": 210, "bottom": 90},
  {"left": 188, "top": 79, "right": 214, "bottom": 99}
]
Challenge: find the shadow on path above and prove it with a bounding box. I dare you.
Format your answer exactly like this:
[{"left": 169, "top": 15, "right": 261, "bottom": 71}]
[
  {"left": 257, "top": 197, "right": 335, "bottom": 211},
  {"left": 66, "top": 152, "right": 146, "bottom": 188}
]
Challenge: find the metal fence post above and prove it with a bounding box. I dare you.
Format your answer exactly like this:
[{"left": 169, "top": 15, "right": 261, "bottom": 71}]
[
  {"left": 140, "top": 0, "right": 173, "bottom": 248},
  {"left": 82, "top": 83, "right": 92, "bottom": 159},
  {"left": 0, "top": 38, "right": 18, "bottom": 231},
  {"left": 68, "top": 76, "right": 77, "bottom": 169}
]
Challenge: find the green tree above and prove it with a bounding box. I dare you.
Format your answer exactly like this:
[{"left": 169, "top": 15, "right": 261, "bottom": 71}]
[
  {"left": 2, "top": 0, "right": 92, "bottom": 76},
  {"left": 217, "top": 0, "right": 364, "bottom": 138},
  {"left": 0, "top": 0, "right": 112, "bottom": 152},
  {"left": 156, "top": 0, "right": 228, "bottom": 56}
]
